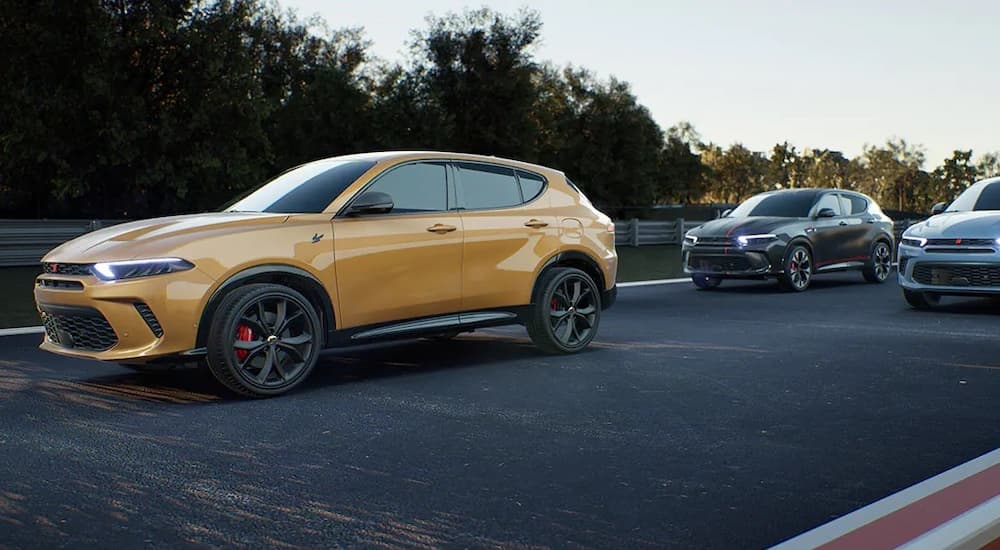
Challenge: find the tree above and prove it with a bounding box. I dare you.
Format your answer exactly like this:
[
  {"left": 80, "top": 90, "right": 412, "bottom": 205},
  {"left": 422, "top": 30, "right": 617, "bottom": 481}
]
[
  {"left": 701, "top": 143, "right": 769, "bottom": 203},
  {"left": 977, "top": 152, "right": 1000, "bottom": 179},
  {"left": 931, "top": 150, "right": 980, "bottom": 202},
  {"left": 855, "top": 139, "right": 928, "bottom": 213}
]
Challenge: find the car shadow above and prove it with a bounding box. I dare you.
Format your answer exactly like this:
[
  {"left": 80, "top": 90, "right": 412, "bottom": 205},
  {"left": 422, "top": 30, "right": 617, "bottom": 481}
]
[
  {"left": 908, "top": 296, "right": 1000, "bottom": 316},
  {"left": 71, "top": 330, "right": 568, "bottom": 402},
  {"left": 709, "top": 275, "right": 869, "bottom": 294}
]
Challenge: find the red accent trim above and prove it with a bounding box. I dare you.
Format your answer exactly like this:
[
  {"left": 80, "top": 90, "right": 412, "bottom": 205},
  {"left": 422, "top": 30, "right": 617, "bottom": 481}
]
[
  {"left": 819, "top": 463, "right": 1000, "bottom": 549},
  {"left": 816, "top": 255, "right": 869, "bottom": 267}
]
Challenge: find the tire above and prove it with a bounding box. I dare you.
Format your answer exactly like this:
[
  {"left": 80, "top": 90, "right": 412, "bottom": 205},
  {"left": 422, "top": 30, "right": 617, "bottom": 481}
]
[
  {"left": 863, "top": 240, "right": 893, "bottom": 283},
  {"left": 778, "top": 244, "right": 813, "bottom": 292},
  {"left": 206, "top": 283, "right": 322, "bottom": 397},
  {"left": 527, "top": 267, "right": 601, "bottom": 354},
  {"left": 903, "top": 289, "right": 940, "bottom": 310},
  {"left": 691, "top": 274, "right": 722, "bottom": 290}
]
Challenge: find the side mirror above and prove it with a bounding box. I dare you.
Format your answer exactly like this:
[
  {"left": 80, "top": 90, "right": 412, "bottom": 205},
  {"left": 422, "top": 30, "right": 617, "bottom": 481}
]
[
  {"left": 345, "top": 191, "right": 394, "bottom": 216},
  {"left": 815, "top": 207, "right": 837, "bottom": 218},
  {"left": 720, "top": 208, "right": 732, "bottom": 218},
  {"left": 930, "top": 201, "right": 947, "bottom": 216}
]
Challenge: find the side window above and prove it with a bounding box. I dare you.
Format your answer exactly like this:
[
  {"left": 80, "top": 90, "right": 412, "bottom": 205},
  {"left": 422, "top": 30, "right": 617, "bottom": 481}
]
[
  {"left": 840, "top": 194, "right": 868, "bottom": 215},
  {"left": 458, "top": 163, "right": 522, "bottom": 210},
  {"left": 813, "top": 193, "right": 843, "bottom": 216},
  {"left": 517, "top": 170, "right": 546, "bottom": 203},
  {"left": 365, "top": 162, "right": 447, "bottom": 213}
]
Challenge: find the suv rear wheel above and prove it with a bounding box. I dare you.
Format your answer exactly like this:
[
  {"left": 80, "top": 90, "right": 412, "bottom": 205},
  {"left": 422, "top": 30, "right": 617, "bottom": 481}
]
[
  {"left": 527, "top": 267, "right": 601, "bottom": 354},
  {"left": 206, "top": 283, "right": 322, "bottom": 397}
]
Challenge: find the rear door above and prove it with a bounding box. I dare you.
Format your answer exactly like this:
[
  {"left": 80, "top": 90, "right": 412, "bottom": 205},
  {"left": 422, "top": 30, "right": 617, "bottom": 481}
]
[
  {"left": 837, "top": 193, "right": 877, "bottom": 259},
  {"left": 453, "top": 162, "right": 558, "bottom": 311}
]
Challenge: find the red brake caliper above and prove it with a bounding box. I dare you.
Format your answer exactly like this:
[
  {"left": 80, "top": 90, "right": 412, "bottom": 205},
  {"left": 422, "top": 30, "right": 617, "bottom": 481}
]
[
  {"left": 235, "top": 324, "right": 253, "bottom": 361},
  {"left": 550, "top": 298, "right": 559, "bottom": 311}
]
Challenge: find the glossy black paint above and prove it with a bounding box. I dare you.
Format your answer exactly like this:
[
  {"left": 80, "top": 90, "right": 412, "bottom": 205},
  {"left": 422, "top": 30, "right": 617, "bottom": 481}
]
[{"left": 682, "top": 189, "right": 894, "bottom": 283}]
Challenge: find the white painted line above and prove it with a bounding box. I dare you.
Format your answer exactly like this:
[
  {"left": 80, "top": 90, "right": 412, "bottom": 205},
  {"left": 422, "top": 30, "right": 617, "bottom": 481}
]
[
  {"left": 899, "top": 495, "right": 1000, "bottom": 550},
  {"left": 771, "top": 448, "right": 1000, "bottom": 549},
  {"left": 618, "top": 278, "right": 690, "bottom": 288},
  {"left": 0, "top": 326, "right": 44, "bottom": 337}
]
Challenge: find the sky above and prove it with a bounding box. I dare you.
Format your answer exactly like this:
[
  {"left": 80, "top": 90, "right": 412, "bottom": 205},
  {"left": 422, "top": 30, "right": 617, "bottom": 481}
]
[{"left": 281, "top": 0, "right": 999, "bottom": 168}]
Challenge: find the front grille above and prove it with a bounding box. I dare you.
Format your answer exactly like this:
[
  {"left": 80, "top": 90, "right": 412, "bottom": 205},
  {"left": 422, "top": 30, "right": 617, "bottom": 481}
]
[
  {"left": 37, "top": 279, "right": 84, "bottom": 290},
  {"left": 42, "top": 263, "right": 92, "bottom": 276},
  {"left": 688, "top": 255, "right": 751, "bottom": 272},
  {"left": 926, "top": 238, "right": 995, "bottom": 247},
  {"left": 912, "top": 263, "right": 1000, "bottom": 287},
  {"left": 42, "top": 308, "right": 118, "bottom": 351},
  {"left": 924, "top": 247, "right": 994, "bottom": 254},
  {"left": 695, "top": 236, "right": 735, "bottom": 247},
  {"left": 134, "top": 303, "right": 163, "bottom": 338}
]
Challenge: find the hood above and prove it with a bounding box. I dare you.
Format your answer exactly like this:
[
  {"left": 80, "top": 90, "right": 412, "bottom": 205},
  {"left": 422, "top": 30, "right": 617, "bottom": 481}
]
[
  {"left": 692, "top": 216, "right": 794, "bottom": 237},
  {"left": 911, "top": 211, "right": 1000, "bottom": 238},
  {"left": 44, "top": 212, "right": 288, "bottom": 263}
]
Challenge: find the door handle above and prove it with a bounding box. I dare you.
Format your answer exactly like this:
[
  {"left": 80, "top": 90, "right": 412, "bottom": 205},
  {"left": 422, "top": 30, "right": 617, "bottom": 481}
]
[
  {"left": 838, "top": 221, "right": 848, "bottom": 226},
  {"left": 524, "top": 219, "right": 549, "bottom": 229},
  {"left": 865, "top": 218, "right": 876, "bottom": 224},
  {"left": 426, "top": 224, "right": 457, "bottom": 234}
]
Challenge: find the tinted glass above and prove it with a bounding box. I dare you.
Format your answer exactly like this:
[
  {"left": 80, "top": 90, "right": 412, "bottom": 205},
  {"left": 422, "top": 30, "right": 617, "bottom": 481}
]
[
  {"left": 517, "top": 170, "right": 546, "bottom": 202},
  {"left": 727, "top": 190, "right": 820, "bottom": 218},
  {"left": 840, "top": 194, "right": 868, "bottom": 215},
  {"left": 973, "top": 182, "right": 1000, "bottom": 210},
  {"left": 814, "top": 193, "right": 843, "bottom": 216},
  {"left": 227, "top": 160, "right": 375, "bottom": 213},
  {"left": 367, "top": 163, "right": 447, "bottom": 213},
  {"left": 459, "top": 163, "right": 521, "bottom": 209}
]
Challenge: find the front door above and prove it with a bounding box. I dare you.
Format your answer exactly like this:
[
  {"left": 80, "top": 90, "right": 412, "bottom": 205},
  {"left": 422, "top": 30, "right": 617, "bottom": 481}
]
[
  {"left": 332, "top": 161, "right": 463, "bottom": 329},
  {"left": 809, "top": 192, "right": 855, "bottom": 267}
]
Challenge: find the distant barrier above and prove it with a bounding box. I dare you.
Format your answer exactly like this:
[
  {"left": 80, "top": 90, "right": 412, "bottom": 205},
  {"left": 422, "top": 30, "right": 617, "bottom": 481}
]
[
  {"left": 0, "top": 220, "right": 123, "bottom": 267},
  {"left": 613, "top": 218, "right": 920, "bottom": 247},
  {"left": 0, "top": 217, "right": 923, "bottom": 267}
]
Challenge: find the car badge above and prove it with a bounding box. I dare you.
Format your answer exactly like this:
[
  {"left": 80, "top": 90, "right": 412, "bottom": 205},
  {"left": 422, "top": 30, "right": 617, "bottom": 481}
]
[
  {"left": 51, "top": 263, "right": 59, "bottom": 273},
  {"left": 311, "top": 233, "right": 323, "bottom": 243},
  {"left": 955, "top": 238, "right": 962, "bottom": 245}
]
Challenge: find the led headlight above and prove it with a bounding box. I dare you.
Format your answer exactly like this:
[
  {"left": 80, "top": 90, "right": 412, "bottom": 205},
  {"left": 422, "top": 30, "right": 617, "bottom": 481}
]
[
  {"left": 736, "top": 234, "right": 777, "bottom": 246},
  {"left": 91, "top": 258, "right": 194, "bottom": 281},
  {"left": 900, "top": 236, "right": 927, "bottom": 248},
  {"left": 684, "top": 232, "right": 698, "bottom": 245}
]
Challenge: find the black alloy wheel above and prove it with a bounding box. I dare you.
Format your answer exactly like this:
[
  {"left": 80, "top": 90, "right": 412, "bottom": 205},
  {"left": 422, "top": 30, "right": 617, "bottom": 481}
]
[
  {"left": 863, "top": 241, "right": 893, "bottom": 283},
  {"left": 779, "top": 245, "right": 813, "bottom": 291},
  {"left": 528, "top": 267, "right": 601, "bottom": 354},
  {"left": 207, "top": 283, "right": 321, "bottom": 397}
]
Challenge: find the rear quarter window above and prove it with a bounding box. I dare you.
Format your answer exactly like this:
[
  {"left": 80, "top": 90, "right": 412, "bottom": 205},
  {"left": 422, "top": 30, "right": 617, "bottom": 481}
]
[
  {"left": 458, "top": 163, "right": 522, "bottom": 210},
  {"left": 516, "top": 170, "right": 547, "bottom": 203}
]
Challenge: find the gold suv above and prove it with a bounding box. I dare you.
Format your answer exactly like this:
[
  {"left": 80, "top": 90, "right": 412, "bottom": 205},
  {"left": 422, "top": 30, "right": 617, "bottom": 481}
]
[{"left": 34, "top": 152, "right": 618, "bottom": 396}]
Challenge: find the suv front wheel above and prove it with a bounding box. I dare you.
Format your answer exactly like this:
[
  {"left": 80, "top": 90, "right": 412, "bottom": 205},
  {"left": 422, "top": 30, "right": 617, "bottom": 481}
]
[
  {"left": 206, "top": 283, "right": 322, "bottom": 397},
  {"left": 527, "top": 267, "right": 602, "bottom": 354}
]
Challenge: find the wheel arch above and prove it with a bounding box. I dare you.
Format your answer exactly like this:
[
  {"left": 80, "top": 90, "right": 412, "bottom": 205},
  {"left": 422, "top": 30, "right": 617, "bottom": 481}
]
[
  {"left": 533, "top": 250, "right": 607, "bottom": 305},
  {"left": 196, "top": 265, "right": 336, "bottom": 349}
]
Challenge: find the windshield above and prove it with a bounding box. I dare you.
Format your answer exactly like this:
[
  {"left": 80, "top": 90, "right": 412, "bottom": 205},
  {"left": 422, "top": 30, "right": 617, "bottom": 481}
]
[
  {"left": 727, "top": 191, "right": 819, "bottom": 218},
  {"left": 225, "top": 160, "right": 376, "bottom": 213},
  {"left": 946, "top": 181, "right": 1000, "bottom": 212}
]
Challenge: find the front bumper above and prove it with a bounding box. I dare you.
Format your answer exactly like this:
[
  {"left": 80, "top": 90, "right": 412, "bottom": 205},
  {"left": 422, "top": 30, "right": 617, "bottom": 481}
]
[
  {"left": 681, "top": 243, "right": 780, "bottom": 278},
  {"left": 34, "top": 268, "right": 216, "bottom": 363},
  {"left": 897, "top": 244, "right": 1000, "bottom": 296}
]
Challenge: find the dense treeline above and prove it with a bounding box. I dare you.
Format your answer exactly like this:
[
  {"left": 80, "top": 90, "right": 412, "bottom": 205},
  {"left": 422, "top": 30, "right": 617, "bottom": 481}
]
[{"left": 0, "top": 1, "right": 997, "bottom": 219}]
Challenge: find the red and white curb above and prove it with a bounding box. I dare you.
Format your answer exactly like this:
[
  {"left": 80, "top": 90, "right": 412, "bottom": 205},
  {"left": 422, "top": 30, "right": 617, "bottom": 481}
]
[{"left": 772, "top": 448, "right": 1000, "bottom": 549}]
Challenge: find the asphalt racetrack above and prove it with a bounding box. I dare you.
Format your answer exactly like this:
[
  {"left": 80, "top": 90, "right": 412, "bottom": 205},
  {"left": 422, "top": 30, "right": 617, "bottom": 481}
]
[{"left": 0, "top": 273, "right": 997, "bottom": 548}]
